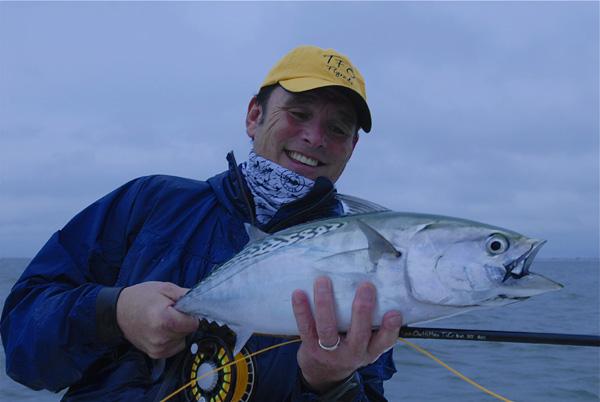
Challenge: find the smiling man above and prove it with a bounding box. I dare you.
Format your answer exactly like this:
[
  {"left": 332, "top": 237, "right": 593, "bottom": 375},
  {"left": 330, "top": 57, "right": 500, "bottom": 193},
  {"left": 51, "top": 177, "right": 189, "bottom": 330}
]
[
  {"left": 2, "top": 45, "right": 401, "bottom": 401},
  {"left": 247, "top": 86, "right": 359, "bottom": 182}
]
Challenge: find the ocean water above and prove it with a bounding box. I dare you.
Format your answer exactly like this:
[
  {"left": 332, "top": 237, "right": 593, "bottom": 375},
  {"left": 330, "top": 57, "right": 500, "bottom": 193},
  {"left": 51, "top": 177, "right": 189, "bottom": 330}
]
[{"left": 1, "top": 258, "right": 598, "bottom": 401}]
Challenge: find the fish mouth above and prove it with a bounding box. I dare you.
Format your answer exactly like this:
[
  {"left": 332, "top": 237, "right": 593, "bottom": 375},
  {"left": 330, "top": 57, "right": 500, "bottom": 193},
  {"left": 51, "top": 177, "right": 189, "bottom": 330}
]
[{"left": 502, "top": 240, "right": 546, "bottom": 282}]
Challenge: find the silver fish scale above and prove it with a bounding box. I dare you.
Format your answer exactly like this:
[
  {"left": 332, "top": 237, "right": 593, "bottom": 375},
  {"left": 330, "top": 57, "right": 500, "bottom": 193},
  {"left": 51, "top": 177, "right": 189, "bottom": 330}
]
[{"left": 192, "top": 221, "right": 348, "bottom": 291}]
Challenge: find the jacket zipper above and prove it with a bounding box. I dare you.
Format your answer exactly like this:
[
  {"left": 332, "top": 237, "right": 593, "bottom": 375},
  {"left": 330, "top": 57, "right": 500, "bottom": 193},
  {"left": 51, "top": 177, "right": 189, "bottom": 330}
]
[{"left": 227, "top": 151, "right": 256, "bottom": 227}]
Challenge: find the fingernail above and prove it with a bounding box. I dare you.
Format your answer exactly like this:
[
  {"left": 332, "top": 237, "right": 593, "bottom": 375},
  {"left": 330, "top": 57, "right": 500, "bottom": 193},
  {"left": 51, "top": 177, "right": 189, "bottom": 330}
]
[
  {"left": 388, "top": 313, "right": 402, "bottom": 328},
  {"left": 359, "top": 284, "right": 375, "bottom": 303},
  {"left": 316, "top": 277, "right": 330, "bottom": 294},
  {"left": 292, "top": 290, "right": 304, "bottom": 305}
]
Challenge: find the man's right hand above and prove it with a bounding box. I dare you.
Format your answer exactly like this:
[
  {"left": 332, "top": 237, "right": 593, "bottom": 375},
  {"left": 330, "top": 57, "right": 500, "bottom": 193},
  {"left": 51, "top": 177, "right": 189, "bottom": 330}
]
[{"left": 116, "top": 281, "right": 199, "bottom": 359}]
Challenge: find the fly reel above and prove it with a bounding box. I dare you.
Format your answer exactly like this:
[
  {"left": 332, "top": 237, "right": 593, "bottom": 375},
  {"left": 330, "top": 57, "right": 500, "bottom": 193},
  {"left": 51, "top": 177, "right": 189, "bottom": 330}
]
[{"left": 181, "top": 320, "right": 255, "bottom": 402}]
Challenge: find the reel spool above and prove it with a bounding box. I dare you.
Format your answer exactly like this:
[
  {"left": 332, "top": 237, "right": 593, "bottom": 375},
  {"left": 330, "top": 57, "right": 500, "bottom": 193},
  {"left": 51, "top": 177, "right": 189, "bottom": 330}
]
[{"left": 181, "top": 321, "right": 255, "bottom": 402}]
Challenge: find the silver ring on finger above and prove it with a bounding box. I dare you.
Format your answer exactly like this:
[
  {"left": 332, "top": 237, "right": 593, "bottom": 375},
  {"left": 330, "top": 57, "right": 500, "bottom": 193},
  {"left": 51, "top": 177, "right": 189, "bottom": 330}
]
[{"left": 318, "top": 335, "right": 341, "bottom": 351}]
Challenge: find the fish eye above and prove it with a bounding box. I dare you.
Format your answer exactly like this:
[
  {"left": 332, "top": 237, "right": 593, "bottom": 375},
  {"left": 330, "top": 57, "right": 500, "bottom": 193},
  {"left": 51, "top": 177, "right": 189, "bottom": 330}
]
[{"left": 485, "top": 234, "right": 509, "bottom": 255}]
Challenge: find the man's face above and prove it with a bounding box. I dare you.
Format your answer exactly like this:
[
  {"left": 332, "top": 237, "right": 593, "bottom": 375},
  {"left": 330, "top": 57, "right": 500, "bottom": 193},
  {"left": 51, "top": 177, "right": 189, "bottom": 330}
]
[{"left": 246, "top": 86, "right": 359, "bottom": 183}]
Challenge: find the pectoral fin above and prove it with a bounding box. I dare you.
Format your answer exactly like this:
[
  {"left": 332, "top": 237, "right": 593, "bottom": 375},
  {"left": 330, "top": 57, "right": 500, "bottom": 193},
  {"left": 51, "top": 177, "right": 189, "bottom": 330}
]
[{"left": 356, "top": 219, "right": 402, "bottom": 269}]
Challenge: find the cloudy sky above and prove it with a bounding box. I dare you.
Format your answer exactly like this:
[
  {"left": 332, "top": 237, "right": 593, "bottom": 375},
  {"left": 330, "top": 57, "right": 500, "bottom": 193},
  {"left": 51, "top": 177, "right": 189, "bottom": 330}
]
[{"left": 0, "top": 2, "right": 598, "bottom": 258}]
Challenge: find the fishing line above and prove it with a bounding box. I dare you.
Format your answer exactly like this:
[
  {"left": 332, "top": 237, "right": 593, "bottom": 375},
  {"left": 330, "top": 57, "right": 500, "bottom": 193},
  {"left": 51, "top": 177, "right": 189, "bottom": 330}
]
[
  {"left": 161, "top": 336, "right": 511, "bottom": 402},
  {"left": 397, "top": 337, "right": 513, "bottom": 402}
]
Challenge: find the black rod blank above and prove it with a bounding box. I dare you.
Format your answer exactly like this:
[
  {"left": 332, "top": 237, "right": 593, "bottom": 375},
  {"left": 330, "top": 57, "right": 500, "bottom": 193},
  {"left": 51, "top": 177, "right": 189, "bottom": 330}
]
[{"left": 399, "top": 327, "right": 600, "bottom": 347}]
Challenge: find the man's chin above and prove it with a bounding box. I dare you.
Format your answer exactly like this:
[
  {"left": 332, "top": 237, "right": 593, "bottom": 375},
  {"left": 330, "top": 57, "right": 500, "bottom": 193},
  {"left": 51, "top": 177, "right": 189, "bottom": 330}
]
[{"left": 288, "top": 166, "right": 323, "bottom": 181}]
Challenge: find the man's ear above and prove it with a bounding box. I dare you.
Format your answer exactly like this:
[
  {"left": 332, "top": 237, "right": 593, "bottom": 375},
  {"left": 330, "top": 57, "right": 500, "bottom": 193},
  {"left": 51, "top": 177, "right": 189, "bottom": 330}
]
[
  {"left": 352, "top": 132, "right": 359, "bottom": 149},
  {"left": 246, "top": 96, "right": 262, "bottom": 139}
]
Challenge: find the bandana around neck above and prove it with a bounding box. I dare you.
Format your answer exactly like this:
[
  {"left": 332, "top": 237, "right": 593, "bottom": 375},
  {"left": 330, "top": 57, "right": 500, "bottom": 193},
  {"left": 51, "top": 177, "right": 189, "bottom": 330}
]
[{"left": 240, "top": 151, "right": 315, "bottom": 224}]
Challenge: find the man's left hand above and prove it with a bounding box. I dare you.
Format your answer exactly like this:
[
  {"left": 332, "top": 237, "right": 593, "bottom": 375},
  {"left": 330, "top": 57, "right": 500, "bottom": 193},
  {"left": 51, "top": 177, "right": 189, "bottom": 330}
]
[{"left": 291, "top": 276, "right": 402, "bottom": 393}]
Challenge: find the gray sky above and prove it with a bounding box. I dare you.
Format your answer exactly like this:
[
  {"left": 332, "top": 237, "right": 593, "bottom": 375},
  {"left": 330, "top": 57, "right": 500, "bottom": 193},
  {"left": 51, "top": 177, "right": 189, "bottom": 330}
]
[{"left": 0, "top": 2, "right": 598, "bottom": 258}]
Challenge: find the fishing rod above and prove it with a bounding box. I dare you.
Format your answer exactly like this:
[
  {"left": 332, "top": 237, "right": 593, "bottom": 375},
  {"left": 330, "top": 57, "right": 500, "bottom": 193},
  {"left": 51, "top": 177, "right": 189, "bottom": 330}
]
[{"left": 400, "top": 326, "right": 600, "bottom": 347}]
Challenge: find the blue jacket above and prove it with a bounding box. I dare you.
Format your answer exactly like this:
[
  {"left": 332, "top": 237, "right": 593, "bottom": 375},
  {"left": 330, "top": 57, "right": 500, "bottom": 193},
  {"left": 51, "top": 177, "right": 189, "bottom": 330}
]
[{"left": 1, "top": 154, "right": 396, "bottom": 401}]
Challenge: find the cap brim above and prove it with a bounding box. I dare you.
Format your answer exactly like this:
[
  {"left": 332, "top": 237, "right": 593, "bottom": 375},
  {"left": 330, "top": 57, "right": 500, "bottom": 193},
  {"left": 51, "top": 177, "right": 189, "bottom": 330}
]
[{"left": 279, "top": 78, "right": 372, "bottom": 133}]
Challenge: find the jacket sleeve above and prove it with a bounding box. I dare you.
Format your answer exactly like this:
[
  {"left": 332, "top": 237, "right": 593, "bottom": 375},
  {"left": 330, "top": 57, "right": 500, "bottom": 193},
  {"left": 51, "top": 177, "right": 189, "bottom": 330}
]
[
  {"left": 0, "top": 176, "right": 157, "bottom": 392},
  {"left": 289, "top": 349, "right": 397, "bottom": 401}
]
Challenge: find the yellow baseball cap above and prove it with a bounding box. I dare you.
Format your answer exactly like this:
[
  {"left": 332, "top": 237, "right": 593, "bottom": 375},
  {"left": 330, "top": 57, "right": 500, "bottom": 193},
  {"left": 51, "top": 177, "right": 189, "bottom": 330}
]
[{"left": 261, "top": 45, "right": 372, "bottom": 133}]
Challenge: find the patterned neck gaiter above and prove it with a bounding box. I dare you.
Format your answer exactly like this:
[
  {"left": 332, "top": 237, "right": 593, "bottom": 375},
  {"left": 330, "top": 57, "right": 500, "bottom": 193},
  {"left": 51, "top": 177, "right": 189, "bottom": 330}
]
[{"left": 240, "top": 150, "right": 315, "bottom": 224}]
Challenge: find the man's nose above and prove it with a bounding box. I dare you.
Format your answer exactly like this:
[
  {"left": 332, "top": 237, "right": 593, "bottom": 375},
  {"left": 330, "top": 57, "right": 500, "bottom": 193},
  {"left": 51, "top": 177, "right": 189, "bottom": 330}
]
[{"left": 301, "top": 120, "right": 327, "bottom": 147}]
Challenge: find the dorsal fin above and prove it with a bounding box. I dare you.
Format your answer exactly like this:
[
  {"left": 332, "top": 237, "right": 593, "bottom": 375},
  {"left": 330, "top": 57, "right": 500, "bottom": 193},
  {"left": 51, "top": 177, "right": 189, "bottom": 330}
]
[{"left": 337, "top": 193, "right": 390, "bottom": 215}]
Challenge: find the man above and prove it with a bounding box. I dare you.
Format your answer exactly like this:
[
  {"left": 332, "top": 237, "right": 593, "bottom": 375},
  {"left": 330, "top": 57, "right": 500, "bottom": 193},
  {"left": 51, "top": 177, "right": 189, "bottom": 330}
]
[{"left": 1, "top": 45, "right": 401, "bottom": 401}]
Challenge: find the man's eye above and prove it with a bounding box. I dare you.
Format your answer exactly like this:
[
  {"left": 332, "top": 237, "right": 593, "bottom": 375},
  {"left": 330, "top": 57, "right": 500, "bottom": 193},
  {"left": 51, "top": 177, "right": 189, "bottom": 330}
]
[
  {"left": 289, "top": 110, "right": 309, "bottom": 120},
  {"left": 330, "top": 124, "right": 351, "bottom": 137}
]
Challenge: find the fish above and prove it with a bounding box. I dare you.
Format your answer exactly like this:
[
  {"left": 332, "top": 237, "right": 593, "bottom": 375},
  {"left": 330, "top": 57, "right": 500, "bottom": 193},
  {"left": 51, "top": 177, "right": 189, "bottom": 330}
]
[{"left": 174, "top": 209, "right": 562, "bottom": 354}]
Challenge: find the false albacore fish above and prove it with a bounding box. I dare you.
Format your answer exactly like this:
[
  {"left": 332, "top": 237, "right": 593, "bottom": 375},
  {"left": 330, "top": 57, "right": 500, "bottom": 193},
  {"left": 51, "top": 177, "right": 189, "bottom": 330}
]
[{"left": 175, "top": 210, "right": 562, "bottom": 354}]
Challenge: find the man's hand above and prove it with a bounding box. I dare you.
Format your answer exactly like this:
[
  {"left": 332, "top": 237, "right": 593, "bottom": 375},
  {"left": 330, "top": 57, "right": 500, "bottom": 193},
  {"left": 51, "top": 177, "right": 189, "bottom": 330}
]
[
  {"left": 116, "top": 281, "right": 199, "bottom": 359},
  {"left": 292, "top": 276, "right": 402, "bottom": 393}
]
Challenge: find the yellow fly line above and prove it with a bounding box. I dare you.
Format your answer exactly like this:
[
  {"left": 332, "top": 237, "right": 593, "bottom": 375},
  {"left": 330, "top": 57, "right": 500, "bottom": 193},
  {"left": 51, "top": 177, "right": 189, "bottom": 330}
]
[
  {"left": 161, "top": 337, "right": 513, "bottom": 402},
  {"left": 397, "top": 337, "right": 514, "bottom": 402}
]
